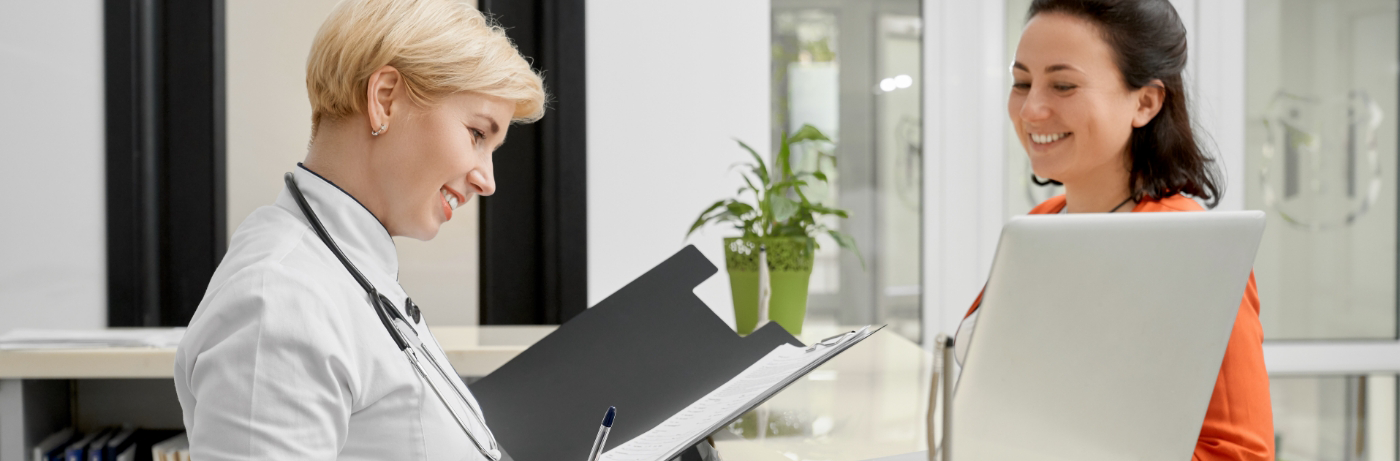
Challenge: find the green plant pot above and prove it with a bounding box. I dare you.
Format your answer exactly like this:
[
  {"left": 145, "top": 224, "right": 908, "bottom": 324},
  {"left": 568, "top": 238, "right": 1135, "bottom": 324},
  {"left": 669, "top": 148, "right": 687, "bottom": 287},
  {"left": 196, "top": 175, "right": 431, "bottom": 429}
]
[{"left": 724, "top": 237, "right": 815, "bottom": 336}]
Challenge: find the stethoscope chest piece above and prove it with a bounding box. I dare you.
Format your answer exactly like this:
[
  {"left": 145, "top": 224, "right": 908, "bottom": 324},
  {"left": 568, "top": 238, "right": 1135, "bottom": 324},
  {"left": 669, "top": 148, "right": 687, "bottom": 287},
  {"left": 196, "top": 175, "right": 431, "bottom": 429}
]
[{"left": 406, "top": 297, "right": 421, "bottom": 323}]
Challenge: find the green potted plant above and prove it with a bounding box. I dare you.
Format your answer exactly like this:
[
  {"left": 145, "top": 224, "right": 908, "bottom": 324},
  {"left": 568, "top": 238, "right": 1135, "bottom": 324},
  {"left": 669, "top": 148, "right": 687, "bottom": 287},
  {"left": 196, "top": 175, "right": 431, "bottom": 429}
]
[{"left": 687, "top": 124, "right": 861, "bottom": 335}]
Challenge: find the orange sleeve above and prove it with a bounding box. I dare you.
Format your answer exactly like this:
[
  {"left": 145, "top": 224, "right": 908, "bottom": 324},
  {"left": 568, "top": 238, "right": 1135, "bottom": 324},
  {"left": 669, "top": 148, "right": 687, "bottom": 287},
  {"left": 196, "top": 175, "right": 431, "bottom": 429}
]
[
  {"left": 964, "top": 291, "right": 984, "bottom": 319},
  {"left": 1192, "top": 272, "right": 1274, "bottom": 461}
]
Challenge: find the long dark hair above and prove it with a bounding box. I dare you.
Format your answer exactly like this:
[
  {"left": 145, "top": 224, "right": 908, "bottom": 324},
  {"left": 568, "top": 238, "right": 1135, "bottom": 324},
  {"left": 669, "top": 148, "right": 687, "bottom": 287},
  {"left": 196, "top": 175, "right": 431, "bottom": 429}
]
[{"left": 1027, "top": 0, "right": 1221, "bottom": 208}]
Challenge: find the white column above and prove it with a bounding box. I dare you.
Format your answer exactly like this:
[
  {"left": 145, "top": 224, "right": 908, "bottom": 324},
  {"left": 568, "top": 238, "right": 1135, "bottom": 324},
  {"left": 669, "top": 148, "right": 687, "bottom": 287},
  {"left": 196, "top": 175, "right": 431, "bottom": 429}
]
[
  {"left": 1193, "top": 0, "right": 1248, "bottom": 211},
  {"left": 586, "top": 0, "right": 771, "bottom": 327},
  {"left": 922, "top": 0, "right": 1008, "bottom": 347}
]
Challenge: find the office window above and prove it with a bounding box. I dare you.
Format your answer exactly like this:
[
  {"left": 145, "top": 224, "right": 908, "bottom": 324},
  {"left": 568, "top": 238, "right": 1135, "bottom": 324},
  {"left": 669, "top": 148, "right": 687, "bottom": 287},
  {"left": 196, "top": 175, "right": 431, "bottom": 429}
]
[
  {"left": 772, "top": 0, "right": 923, "bottom": 342},
  {"left": 1272, "top": 375, "right": 1398, "bottom": 461},
  {"left": 1244, "top": 0, "right": 1399, "bottom": 340}
]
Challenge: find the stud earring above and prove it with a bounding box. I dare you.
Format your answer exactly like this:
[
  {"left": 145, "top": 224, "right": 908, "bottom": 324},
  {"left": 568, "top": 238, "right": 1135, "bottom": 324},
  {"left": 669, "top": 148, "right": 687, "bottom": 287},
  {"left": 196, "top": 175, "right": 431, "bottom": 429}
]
[{"left": 372, "top": 124, "right": 387, "bottom": 136}]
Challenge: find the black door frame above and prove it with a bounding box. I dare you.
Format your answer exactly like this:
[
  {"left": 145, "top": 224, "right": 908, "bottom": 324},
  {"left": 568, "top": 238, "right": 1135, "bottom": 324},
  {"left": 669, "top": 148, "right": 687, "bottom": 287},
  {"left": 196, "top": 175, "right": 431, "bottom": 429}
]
[
  {"left": 105, "top": 0, "right": 226, "bottom": 327},
  {"left": 477, "top": 0, "right": 589, "bottom": 324}
]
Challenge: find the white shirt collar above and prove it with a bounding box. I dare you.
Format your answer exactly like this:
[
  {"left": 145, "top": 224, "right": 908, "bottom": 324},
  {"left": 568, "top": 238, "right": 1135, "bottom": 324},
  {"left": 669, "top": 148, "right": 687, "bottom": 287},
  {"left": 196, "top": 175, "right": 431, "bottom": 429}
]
[{"left": 276, "top": 164, "right": 399, "bottom": 280}]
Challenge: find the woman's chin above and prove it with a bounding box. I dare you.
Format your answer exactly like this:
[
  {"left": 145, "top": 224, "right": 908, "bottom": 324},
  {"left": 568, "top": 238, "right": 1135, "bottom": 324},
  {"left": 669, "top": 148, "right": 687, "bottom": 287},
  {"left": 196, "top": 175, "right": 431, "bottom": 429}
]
[
  {"left": 398, "top": 221, "right": 442, "bottom": 241},
  {"left": 418, "top": 223, "right": 443, "bottom": 241},
  {"left": 1027, "top": 154, "right": 1071, "bottom": 181}
]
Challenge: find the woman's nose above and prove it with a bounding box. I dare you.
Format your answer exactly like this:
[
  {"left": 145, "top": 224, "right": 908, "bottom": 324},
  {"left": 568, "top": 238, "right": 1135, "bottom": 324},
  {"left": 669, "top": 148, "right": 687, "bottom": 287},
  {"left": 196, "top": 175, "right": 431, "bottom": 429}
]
[
  {"left": 468, "top": 167, "right": 496, "bottom": 196},
  {"left": 1020, "top": 88, "right": 1052, "bottom": 122}
]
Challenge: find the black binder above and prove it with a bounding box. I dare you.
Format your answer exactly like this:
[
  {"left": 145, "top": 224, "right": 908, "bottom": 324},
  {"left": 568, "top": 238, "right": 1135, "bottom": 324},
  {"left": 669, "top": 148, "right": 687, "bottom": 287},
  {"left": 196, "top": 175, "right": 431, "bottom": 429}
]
[{"left": 470, "top": 245, "right": 868, "bottom": 461}]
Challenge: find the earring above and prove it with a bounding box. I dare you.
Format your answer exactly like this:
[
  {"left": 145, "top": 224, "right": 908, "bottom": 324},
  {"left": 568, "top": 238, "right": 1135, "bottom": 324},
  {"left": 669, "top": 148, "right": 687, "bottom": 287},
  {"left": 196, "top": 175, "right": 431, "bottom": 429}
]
[{"left": 372, "top": 124, "right": 387, "bottom": 136}]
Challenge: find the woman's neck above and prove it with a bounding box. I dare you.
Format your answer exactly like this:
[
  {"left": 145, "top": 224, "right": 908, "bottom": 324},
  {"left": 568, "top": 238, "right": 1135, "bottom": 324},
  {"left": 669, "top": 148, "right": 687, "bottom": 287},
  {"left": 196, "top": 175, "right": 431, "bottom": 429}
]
[
  {"left": 302, "top": 121, "right": 391, "bottom": 225},
  {"left": 1061, "top": 157, "right": 1134, "bottom": 213}
]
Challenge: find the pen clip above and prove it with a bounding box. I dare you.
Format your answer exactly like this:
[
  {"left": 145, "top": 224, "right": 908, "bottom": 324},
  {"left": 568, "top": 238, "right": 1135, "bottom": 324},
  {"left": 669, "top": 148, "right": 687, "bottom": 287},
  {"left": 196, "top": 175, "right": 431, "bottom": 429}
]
[{"left": 805, "top": 330, "right": 855, "bottom": 352}]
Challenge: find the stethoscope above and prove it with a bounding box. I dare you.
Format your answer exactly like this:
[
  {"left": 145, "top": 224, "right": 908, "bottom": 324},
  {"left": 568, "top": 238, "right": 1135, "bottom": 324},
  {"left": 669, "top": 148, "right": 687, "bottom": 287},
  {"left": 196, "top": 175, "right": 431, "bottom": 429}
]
[{"left": 284, "top": 173, "right": 502, "bottom": 461}]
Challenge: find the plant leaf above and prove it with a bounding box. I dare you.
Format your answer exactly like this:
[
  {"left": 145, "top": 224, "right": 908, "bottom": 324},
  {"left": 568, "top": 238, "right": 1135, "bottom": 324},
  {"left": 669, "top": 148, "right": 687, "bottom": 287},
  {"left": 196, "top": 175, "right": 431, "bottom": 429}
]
[
  {"left": 792, "top": 183, "right": 812, "bottom": 205},
  {"left": 813, "top": 171, "right": 828, "bottom": 182},
  {"left": 770, "top": 179, "right": 809, "bottom": 192},
  {"left": 740, "top": 173, "right": 761, "bottom": 196},
  {"left": 828, "top": 229, "right": 865, "bottom": 269},
  {"left": 736, "top": 139, "right": 770, "bottom": 187},
  {"left": 789, "top": 124, "right": 832, "bottom": 144},
  {"left": 686, "top": 200, "right": 728, "bottom": 239},
  {"left": 809, "top": 203, "right": 850, "bottom": 218},
  {"left": 772, "top": 222, "right": 806, "bottom": 237},
  {"left": 778, "top": 131, "right": 795, "bottom": 182},
  {"left": 771, "top": 195, "right": 799, "bottom": 223},
  {"left": 726, "top": 201, "right": 755, "bottom": 217}
]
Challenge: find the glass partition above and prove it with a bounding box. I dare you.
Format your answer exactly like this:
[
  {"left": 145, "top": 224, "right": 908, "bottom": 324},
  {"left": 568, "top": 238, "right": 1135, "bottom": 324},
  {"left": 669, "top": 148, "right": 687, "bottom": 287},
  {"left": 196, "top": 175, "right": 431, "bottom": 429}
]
[
  {"left": 772, "top": 0, "right": 923, "bottom": 342},
  {"left": 1245, "top": 0, "right": 1399, "bottom": 340}
]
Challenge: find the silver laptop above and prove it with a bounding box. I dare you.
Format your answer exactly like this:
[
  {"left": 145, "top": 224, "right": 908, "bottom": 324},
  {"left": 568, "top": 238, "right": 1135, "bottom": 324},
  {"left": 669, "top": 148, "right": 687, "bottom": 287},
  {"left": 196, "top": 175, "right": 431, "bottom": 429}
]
[{"left": 949, "top": 211, "right": 1265, "bottom": 461}]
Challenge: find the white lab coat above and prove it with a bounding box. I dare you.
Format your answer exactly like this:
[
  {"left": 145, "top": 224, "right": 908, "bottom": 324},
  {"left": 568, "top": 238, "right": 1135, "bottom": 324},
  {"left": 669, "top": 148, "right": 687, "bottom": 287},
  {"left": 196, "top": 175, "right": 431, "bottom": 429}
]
[{"left": 175, "top": 165, "right": 495, "bottom": 460}]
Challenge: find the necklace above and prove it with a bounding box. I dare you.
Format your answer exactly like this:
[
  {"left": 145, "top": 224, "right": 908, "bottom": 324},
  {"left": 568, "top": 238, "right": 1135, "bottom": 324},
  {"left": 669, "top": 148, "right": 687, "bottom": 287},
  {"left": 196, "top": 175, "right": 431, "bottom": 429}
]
[
  {"left": 1063, "top": 195, "right": 1136, "bottom": 214},
  {"left": 1108, "top": 195, "right": 1136, "bottom": 213}
]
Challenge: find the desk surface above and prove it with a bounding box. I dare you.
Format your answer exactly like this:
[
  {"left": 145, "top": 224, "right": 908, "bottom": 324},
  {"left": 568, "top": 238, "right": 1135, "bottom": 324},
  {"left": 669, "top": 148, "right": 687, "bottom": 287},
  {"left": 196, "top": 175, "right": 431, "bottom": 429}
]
[
  {"left": 0, "top": 326, "right": 556, "bottom": 379},
  {"left": 714, "top": 326, "right": 932, "bottom": 461}
]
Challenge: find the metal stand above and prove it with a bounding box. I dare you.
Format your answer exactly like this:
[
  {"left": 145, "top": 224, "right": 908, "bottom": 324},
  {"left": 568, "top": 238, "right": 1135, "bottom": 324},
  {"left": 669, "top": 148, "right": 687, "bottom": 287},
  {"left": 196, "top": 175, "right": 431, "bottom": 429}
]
[{"left": 927, "top": 335, "right": 954, "bottom": 461}]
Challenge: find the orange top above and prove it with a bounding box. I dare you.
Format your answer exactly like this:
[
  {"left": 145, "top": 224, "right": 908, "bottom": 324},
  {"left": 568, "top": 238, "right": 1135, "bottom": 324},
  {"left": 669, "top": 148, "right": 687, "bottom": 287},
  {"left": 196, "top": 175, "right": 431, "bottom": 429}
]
[{"left": 964, "top": 194, "right": 1274, "bottom": 461}]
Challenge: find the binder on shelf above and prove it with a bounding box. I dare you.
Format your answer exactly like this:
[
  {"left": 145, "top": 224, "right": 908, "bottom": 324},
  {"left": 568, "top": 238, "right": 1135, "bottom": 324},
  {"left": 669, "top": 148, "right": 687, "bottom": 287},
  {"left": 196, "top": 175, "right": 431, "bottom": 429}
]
[
  {"left": 86, "top": 427, "right": 117, "bottom": 461},
  {"left": 118, "top": 429, "right": 182, "bottom": 461},
  {"left": 32, "top": 427, "right": 75, "bottom": 461},
  {"left": 101, "top": 428, "right": 139, "bottom": 461},
  {"left": 63, "top": 429, "right": 103, "bottom": 461},
  {"left": 113, "top": 445, "right": 136, "bottom": 461},
  {"left": 470, "top": 245, "right": 879, "bottom": 461}
]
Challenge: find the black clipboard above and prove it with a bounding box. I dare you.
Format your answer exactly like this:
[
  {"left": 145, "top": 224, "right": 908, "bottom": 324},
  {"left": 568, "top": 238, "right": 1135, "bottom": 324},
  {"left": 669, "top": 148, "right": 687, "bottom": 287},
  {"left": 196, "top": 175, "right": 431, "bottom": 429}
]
[{"left": 469, "top": 245, "right": 878, "bottom": 461}]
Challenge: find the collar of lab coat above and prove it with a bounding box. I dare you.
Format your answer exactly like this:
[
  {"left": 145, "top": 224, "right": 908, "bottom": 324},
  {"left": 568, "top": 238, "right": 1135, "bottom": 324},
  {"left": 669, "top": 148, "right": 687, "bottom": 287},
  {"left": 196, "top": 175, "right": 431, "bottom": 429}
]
[{"left": 276, "top": 164, "right": 399, "bottom": 280}]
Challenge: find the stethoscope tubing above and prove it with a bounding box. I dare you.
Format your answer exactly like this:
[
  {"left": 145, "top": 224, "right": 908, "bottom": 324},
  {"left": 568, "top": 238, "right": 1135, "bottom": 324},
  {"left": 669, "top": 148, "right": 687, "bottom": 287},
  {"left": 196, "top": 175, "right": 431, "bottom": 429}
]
[{"left": 283, "top": 173, "right": 501, "bottom": 460}]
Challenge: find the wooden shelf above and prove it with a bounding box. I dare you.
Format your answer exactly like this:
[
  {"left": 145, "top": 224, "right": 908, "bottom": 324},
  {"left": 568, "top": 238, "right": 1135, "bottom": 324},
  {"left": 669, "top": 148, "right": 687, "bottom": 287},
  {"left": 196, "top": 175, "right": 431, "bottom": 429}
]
[{"left": 0, "top": 325, "right": 557, "bottom": 379}]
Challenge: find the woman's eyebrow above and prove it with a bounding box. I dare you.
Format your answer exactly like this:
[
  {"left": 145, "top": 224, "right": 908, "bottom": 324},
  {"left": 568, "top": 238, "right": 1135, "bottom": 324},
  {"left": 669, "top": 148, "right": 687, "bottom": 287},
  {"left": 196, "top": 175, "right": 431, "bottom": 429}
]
[
  {"left": 1011, "top": 61, "right": 1083, "bottom": 74},
  {"left": 468, "top": 113, "right": 501, "bottom": 136}
]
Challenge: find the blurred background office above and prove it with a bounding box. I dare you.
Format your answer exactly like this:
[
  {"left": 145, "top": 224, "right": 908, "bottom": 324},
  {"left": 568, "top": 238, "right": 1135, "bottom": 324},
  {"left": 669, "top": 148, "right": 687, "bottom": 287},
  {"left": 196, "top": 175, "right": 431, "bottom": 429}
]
[{"left": 1, "top": 0, "right": 1398, "bottom": 459}]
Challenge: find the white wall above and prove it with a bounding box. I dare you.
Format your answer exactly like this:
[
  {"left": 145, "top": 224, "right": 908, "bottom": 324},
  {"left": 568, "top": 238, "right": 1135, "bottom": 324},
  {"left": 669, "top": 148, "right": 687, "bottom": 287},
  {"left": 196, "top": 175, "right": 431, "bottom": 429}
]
[
  {"left": 0, "top": 0, "right": 107, "bottom": 331},
  {"left": 586, "top": 0, "right": 771, "bottom": 326},
  {"left": 226, "top": 0, "right": 481, "bottom": 325}
]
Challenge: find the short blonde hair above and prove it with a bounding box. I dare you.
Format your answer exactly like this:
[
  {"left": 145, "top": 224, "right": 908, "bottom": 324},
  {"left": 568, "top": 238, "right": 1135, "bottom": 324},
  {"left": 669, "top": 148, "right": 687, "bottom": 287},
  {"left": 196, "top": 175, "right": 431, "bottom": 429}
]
[{"left": 306, "top": 0, "right": 546, "bottom": 135}]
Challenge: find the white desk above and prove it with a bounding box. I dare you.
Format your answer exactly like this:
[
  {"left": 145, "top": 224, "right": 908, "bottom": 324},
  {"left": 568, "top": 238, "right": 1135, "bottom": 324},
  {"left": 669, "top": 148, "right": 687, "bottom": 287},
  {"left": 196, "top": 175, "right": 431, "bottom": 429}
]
[{"left": 0, "top": 325, "right": 932, "bottom": 461}]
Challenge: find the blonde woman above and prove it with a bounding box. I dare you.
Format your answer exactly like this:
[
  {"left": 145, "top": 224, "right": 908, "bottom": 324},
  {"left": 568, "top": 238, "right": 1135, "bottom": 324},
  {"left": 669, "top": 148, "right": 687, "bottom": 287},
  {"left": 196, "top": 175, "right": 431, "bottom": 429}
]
[{"left": 173, "top": 0, "right": 545, "bottom": 459}]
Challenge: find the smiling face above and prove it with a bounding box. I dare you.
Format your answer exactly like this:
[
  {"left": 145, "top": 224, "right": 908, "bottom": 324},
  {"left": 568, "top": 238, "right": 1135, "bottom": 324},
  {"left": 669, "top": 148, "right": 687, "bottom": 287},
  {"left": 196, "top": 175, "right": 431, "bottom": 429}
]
[
  {"left": 1008, "top": 13, "right": 1147, "bottom": 186},
  {"left": 369, "top": 91, "right": 512, "bottom": 240}
]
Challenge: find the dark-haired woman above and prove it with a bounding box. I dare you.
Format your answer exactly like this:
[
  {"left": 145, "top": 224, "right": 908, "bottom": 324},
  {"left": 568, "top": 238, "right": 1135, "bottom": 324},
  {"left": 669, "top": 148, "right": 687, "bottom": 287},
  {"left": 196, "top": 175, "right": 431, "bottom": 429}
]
[{"left": 954, "top": 0, "right": 1274, "bottom": 459}]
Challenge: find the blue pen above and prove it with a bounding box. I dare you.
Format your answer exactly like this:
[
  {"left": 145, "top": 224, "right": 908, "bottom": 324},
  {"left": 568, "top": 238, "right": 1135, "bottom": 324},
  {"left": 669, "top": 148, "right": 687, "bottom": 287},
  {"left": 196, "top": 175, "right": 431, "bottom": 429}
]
[{"left": 586, "top": 406, "right": 616, "bottom": 461}]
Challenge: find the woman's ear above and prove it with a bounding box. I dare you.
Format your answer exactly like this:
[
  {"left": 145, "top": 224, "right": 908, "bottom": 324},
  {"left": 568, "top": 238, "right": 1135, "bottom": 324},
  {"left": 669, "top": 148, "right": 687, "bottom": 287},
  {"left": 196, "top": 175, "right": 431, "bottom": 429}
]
[
  {"left": 365, "top": 66, "right": 402, "bottom": 134},
  {"left": 1131, "top": 79, "right": 1166, "bottom": 128}
]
